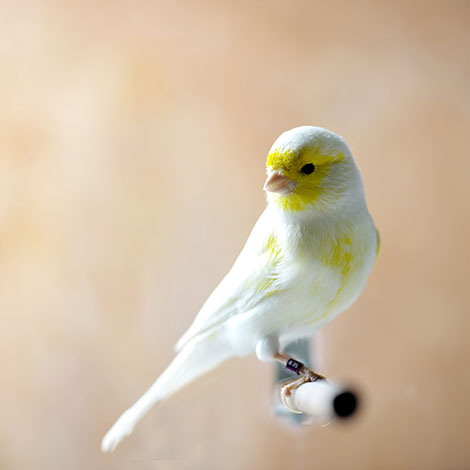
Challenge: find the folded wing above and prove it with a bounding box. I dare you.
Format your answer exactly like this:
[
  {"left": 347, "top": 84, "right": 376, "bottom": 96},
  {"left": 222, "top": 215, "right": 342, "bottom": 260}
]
[{"left": 175, "top": 208, "right": 284, "bottom": 351}]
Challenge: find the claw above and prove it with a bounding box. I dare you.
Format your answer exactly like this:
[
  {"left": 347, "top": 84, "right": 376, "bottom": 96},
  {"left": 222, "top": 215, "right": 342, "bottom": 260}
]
[
  {"left": 275, "top": 352, "right": 326, "bottom": 414},
  {"left": 280, "top": 376, "right": 309, "bottom": 413}
]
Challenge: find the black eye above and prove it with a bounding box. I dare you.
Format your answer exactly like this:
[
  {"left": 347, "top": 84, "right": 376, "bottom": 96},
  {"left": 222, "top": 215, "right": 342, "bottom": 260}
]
[{"left": 300, "top": 163, "right": 315, "bottom": 175}]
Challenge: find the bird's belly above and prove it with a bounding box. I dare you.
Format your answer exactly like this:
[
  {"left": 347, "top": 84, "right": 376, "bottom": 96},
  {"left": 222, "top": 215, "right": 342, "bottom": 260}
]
[{"left": 224, "top": 260, "right": 345, "bottom": 355}]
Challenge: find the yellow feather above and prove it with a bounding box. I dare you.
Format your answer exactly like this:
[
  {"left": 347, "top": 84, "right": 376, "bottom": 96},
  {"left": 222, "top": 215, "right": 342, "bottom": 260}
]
[{"left": 267, "top": 148, "right": 345, "bottom": 212}]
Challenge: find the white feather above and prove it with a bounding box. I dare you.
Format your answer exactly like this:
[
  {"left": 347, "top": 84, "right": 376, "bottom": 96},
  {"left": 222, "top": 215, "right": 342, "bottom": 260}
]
[{"left": 101, "top": 126, "right": 378, "bottom": 451}]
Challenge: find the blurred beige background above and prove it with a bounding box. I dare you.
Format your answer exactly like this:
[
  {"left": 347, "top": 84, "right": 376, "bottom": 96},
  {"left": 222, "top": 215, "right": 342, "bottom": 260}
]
[{"left": 1, "top": 1, "right": 469, "bottom": 469}]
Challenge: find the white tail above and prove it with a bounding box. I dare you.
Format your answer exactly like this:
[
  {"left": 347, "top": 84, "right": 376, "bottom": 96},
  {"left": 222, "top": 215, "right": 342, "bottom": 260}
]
[{"left": 101, "top": 335, "right": 231, "bottom": 452}]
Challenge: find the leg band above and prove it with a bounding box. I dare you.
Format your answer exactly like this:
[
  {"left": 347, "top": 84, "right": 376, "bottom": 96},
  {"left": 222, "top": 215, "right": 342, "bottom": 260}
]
[{"left": 286, "top": 358, "right": 304, "bottom": 375}]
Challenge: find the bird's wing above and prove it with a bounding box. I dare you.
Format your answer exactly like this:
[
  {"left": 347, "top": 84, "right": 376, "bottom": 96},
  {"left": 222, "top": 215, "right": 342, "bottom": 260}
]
[{"left": 175, "top": 207, "right": 283, "bottom": 351}]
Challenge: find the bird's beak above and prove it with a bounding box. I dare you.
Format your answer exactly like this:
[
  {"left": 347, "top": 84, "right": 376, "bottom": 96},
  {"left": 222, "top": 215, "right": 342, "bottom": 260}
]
[{"left": 263, "top": 171, "right": 297, "bottom": 194}]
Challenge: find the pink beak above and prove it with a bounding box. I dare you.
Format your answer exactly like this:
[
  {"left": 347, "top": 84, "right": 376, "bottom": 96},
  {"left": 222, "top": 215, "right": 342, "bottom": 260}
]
[{"left": 263, "top": 171, "right": 297, "bottom": 194}]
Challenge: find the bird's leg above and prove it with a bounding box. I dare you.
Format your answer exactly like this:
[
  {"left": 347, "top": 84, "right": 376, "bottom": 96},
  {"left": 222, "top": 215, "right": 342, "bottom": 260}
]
[
  {"left": 274, "top": 352, "right": 326, "bottom": 413},
  {"left": 254, "top": 339, "right": 326, "bottom": 412}
]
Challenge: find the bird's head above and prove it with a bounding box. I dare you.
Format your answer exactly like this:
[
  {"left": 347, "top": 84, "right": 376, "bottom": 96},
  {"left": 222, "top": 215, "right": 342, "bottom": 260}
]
[{"left": 264, "top": 126, "right": 363, "bottom": 215}]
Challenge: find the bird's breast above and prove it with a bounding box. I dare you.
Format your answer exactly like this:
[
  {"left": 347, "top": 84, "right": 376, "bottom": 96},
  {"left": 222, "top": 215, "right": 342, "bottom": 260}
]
[{"left": 276, "top": 211, "right": 377, "bottom": 325}]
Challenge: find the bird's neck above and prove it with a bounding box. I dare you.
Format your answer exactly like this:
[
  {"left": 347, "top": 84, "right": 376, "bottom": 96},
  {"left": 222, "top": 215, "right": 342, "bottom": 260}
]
[
  {"left": 271, "top": 194, "right": 366, "bottom": 227},
  {"left": 268, "top": 196, "right": 371, "bottom": 252}
]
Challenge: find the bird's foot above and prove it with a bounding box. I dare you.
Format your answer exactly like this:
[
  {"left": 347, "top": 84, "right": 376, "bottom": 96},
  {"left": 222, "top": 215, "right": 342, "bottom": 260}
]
[
  {"left": 280, "top": 375, "right": 309, "bottom": 413},
  {"left": 275, "top": 353, "right": 325, "bottom": 413}
]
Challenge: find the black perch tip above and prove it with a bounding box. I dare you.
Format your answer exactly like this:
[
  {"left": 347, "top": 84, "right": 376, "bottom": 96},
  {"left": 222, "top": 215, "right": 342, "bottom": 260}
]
[{"left": 333, "top": 390, "right": 359, "bottom": 419}]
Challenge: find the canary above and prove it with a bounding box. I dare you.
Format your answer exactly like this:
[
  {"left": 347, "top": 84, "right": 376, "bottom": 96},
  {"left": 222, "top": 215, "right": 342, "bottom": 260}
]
[{"left": 101, "top": 126, "right": 378, "bottom": 452}]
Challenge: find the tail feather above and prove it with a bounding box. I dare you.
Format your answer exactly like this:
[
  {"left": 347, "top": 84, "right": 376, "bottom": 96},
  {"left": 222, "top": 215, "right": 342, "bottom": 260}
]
[{"left": 101, "top": 335, "right": 230, "bottom": 452}]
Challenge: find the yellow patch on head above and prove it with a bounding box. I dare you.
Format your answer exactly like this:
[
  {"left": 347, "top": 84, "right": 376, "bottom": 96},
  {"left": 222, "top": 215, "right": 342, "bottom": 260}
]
[{"left": 266, "top": 147, "right": 344, "bottom": 212}]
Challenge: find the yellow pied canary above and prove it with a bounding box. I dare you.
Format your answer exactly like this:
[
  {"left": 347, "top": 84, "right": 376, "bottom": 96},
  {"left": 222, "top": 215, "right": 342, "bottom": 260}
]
[{"left": 102, "top": 126, "right": 379, "bottom": 452}]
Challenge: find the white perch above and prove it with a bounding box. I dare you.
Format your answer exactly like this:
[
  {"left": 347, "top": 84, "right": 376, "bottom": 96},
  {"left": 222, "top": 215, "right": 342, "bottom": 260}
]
[
  {"left": 274, "top": 352, "right": 358, "bottom": 420},
  {"left": 289, "top": 381, "right": 358, "bottom": 419}
]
